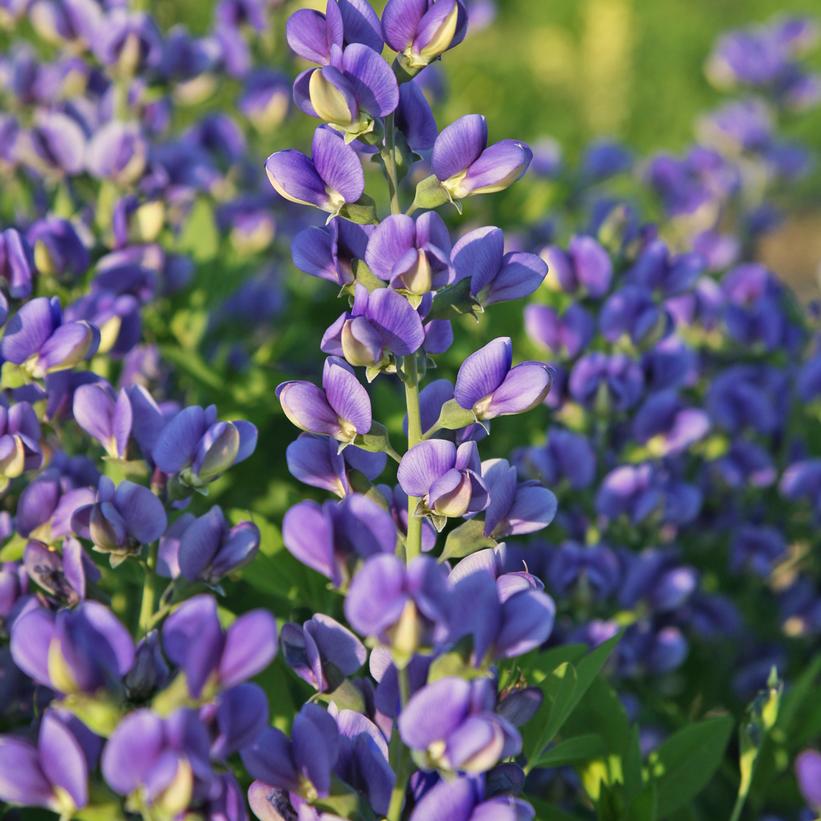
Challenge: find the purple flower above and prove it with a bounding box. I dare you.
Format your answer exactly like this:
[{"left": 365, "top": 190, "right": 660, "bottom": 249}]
[
  {"left": 203, "top": 683, "right": 270, "bottom": 760},
  {"left": 27, "top": 218, "right": 89, "bottom": 282},
  {"left": 546, "top": 542, "right": 621, "bottom": 600},
  {"left": 71, "top": 477, "right": 167, "bottom": 561},
  {"left": 344, "top": 554, "right": 450, "bottom": 657},
  {"left": 0, "top": 709, "right": 100, "bottom": 815},
  {"left": 151, "top": 404, "right": 257, "bottom": 488},
  {"left": 480, "top": 458, "right": 557, "bottom": 539},
  {"left": 513, "top": 427, "right": 596, "bottom": 490},
  {"left": 524, "top": 303, "right": 595, "bottom": 359},
  {"left": 707, "top": 366, "right": 780, "bottom": 435},
  {"left": 545, "top": 236, "right": 613, "bottom": 297},
  {"left": 631, "top": 390, "right": 710, "bottom": 456},
  {"left": 23, "top": 538, "right": 99, "bottom": 604},
  {"left": 334, "top": 709, "right": 395, "bottom": 816},
  {"left": 569, "top": 352, "right": 644, "bottom": 411},
  {"left": 398, "top": 676, "right": 520, "bottom": 773},
  {"left": 265, "top": 127, "right": 364, "bottom": 215},
  {"left": 2, "top": 297, "right": 100, "bottom": 379},
  {"left": 619, "top": 549, "right": 697, "bottom": 612},
  {"left": 454, "top": 337, "right": 551, "bottom": 420},
  {"left": 447, "top": 562, "right": 555, "bottom": 661},
  {"left": 239, "top": 69, "right": 291, "bottom": 131},
  {"left": 382, "top": 0, "right": 468, "bottom": 72},
  {"left": 157, "top": 507, "right": 260, "bottom": 584},
  {"left": 86, "top": 121, "right": 148, "bottom": 185},
  {"left": 286, "top": 433, "right": 386, "bottom": 497},
  {"left": 242, "top": 703, "right": 339, "bottom": 799},
  {"left": 282, "top": 493, "right": 397, "bottom": 585},
  {"left": 432, "top": 114, "right": 532, "bottom": 200},
  {"left": 452, "top": 226, "right": 546, "bottom": 306},
  {"left": 600, "top": 285, "right": 670, "bottom": 346},
  {"left": 0, "top": 227, "right": 36, "bottom": 299},
  {"left": 0, "top": 559, "right": 28, "bottom": 622},
  {"left": 410, "top": 776, "right": 534, "bottom": 821},
  {"left": 124, "top": 630, "right": 170, "bottom": 701},
  {"left": 730, "top": 525, "right": 787, "bottom": 577},
  {"left": 285, "top": 0, "right": 384, "bottom": 66},
  {"left": 321, "top": 284, "right": 426, "bottom": 368},
  {"left": 18, "top": 111, "right": 86, "bottom": 177},
  {"left": 15, "top": 473, "right": 95, "bottom": 542},
  {"left": 398, "top": 439, "right": 488, "bottom": 523},
  {"left": 93, "top": 10, "right": 162, "bottom": 74},
  {"left": 102, "top": 708, "right": 211, "bottom": 816},
  {"left": 293, "top": 42, "right": 399, "bottom": 138},
  {"left": 415, "top": 378, "right": 488, "bottom": 443},
  {"left": 0, "top": 400, "right": 42, "bottom": 488},
  {"left": 11, "top": 601, "right": 134, "bottom": 695},
  {"left": 365, "top": 212, "right": 452, "bottom": 296},
  {"left": 396, "top": 78, "right": 438, "bottom": 151},
  {"left": 780, "top": 459, "right": 821, "bottom": 513},
  {"left": 797, "top": 749, "right": 821, "bottom": 811},
  {"left": 72, "top": 382, "right": 132, "bottom": 459},
  {"left": 277, "top": 356, "right": 372, "bottom": 444},
  {"left": 163, "top": 594, "right": 277, "bottom": 698},
  {"left": 292, "top": 218, "right": 372, "bottom": 286},
  {"left": 281, "top": 613, "right": 366, "bottom": 692}
]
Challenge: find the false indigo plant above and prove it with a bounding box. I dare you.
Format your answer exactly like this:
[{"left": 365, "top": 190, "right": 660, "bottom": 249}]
[{"left": 0, "top": 2, "right": 819, "bottom": 821}]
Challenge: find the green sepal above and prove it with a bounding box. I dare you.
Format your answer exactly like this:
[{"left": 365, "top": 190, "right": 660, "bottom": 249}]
[
  {"left": 426, "top": 398, "right": 477, "bottom": 436},
  {"left": 409, "top": 174, "right": 450, "bottom": 211},
  {"left": 427, "top": 278, "right": 482, "bottom": 321},
  {"left": 319, "top": 677, "right": 367, "bottom": 713},
  {"left": 1, "top": 361, "right": 33, "bottom": 390},
  {"left": 352, "top": 421, "right": 394, "bottom": 454},
  {"left": 353, "top": 259, "right": 385, "bottom": 291},
  {"left": 439, "top": 518, "right": 496, "bottom": 562},
  {"left": 339, "top": 194, "right": 379, "bottom": 225},
  {"left": 58, "top": 692, "right": 124, "bottom": 737}
]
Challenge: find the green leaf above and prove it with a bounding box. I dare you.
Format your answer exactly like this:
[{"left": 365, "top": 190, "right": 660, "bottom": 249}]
[
  {"left": 649, "top": 714, "right": 734, "bottom": 817},
  {"left": 178, "top": 197, "right": 219, "bottom": 261},
  {"left": 523, "top": 661, "right": 578, "bottom": 766},
  {"left": 439, "top": 518, "right": 496, "bottom": 562},
  {"left": 535, "top": 733, "right": 606, "bottom": 768}
]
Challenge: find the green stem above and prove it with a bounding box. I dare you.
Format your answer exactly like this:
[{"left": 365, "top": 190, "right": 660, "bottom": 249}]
[
  {"left": 387, "top": 667, "right": 412, "bottom": 821},
  {"left": 403, "top": 355, "right": 423, "bottom": 563},
  {"left": 138, "top": 543, "right": 158, "bottom": 635},
  {"left": 383, "top": 113, "right": 402, "bottom": 216}
]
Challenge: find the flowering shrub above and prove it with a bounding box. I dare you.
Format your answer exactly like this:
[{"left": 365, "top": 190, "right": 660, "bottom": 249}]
[{"left": 0, "top": 2, "right": 820, "bottom": 820}]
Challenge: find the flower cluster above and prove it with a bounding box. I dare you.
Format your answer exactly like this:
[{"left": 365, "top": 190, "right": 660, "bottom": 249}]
[{"left": 0, "top": 2, "right": 819, "bottom": 821}]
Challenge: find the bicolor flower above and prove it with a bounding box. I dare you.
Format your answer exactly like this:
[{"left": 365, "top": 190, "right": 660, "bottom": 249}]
[
  {"left": 291, "top": 218, "right": 372, "bottom": 286},
  {"left": 72, "top": 382, "right": 132, "bottom": 459},
  {"left": 281, "top": 613, "right": 366, "bottom": 692},
  {"left": 382, "top": 0, "right": 468, "bottom": 73},
  {"left": 286, "top": 433, "right": 386, "bottom": 497},
  {"left": 92, "top": 10, "right": 163, "bottom": 74},
  {"left": 282, "top": 493, "right": 397, "bottom": 585},
  {"left": 454, "top": 337, "right": 551, "bottom": 421},
  {"left": 151, "top": 403, "right": 257, "bottom": 489},
  {"left": 398, "top": 676, "right": 520, "bottom": 773},
  {"left": 452, "top": 226, "right": 547, "bottom": 306},
  {"left": 524, "top": 303, "right": 595, "bottom": 359},
  {"left": 0, "top": 401, "right": 42, "bottom": 489},
  {"left": 265, "top": 127, "right": 364, "bottom": 216},
  {"left": 277, "top": 356, "right": 372, "bottom": 444},
  {"left": 16, "top": 473, "right": 96, "bottom": 543},
  {"left": 415, "top": 378, "right": 488, "bottom": 443},
  {"left": 345, "top": 554, "right": 450, "bottom": 658},
  {"left": 71, "top": 477, "right": 167, "bottom": 562},
  {"left": 397, "top": 439, "right": 488, "bottom": 524},
  {"left": 292, "top": 43, "right": 398, "bottom": 138},
  {"left": 410, "top": 776, "right": 534, "bottom": 821},
  {"left": 0, "top": 709, "right": 101, "bottom": 816},
  {"left": 2, "top": 297, "right": 99, "bottom": 379},
  {"left": 631, "top": 390, "right": 710, "bottom": 456},
  {"left": 23, "top": 538, "right": 99, "bottom": 605},
  {"left": 365, "top": 212, "right": 452, "bottom": 297},
  {"left": 432, "top": 114, "right": 532, "bottom": 200},
  {"left": 242, "top": 703, "right": 340, "bottom": 800},
  {"left": 162, "top": 594, "right": 277, "bottom": 699},
  {"left": 11, "top": 601, "right": 134, "bottom": 695},
  {"left": 86, "top": 121, "right": 148, "bottom": 186},
  {"left": 156, "top": 506, "right": 259, "bottom": 584},
  {"left": 600, "top": 285, "right": 670, "bottom": 346},
  {"left": 321, "top": 284, "right": 425, "bottom": 369},
  {"left": 28, "top": 218, "right": 89, "bottom": 282},
  {"left": 480, "top": 458, "right": 557, "bottom": 539},
  {"left": 18, "top": 111, "right": 86, "bottom": 177},
  {"left": 102, "top": 708, "right": 211, "bottom": 818}
]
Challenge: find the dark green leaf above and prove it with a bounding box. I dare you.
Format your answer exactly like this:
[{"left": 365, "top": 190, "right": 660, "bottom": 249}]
[{"left": 535, "top": 733, "right": 606, "bottom": 768}]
